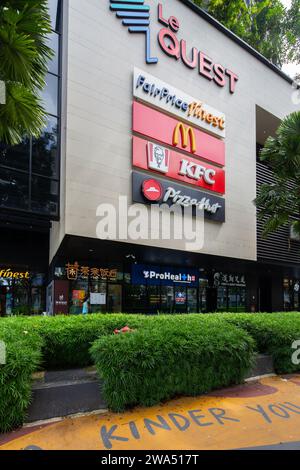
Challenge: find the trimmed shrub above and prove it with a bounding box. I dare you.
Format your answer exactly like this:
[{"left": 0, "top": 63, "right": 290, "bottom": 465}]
[
  {"left": 90, "top": 318, "right": 255, "bottom": 412},
  {"left": 0, "top": 319, "right": 43, "bottom": 433},
  {"left": 221, "top": 312, "right": 300, "bottom": 374},
  {"left": 34, "top": 314, "right": 154, "bottom": 368}
]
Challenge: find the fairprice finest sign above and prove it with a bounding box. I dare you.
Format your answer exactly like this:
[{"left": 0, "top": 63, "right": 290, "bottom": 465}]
[
  {"left": 133, "top": 68, "right": 226, "bottom": 138},
  {"left": 132, "top": 171, "right": 225, "bottom": 223}
]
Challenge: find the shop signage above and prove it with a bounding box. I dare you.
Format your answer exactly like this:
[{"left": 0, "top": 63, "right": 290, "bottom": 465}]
[
  {"left": 110, "top": 1, "right": 158, "bottom": 64},
  {"left": 53, "top": 280, "right": 69, "bottom": 315},
  {"left": 132, "top": 171, "right": 225, "bottom": 222},
  {"left": 133, "top": 136, "right": 225, "bottom": 194},
  {"left": 110, "top": 2, "right": 239, "bottom": 94},
  {"left": 132, "top": 264, "right": 199, "bottom": 286},
  {"left": 132, "top": 101, "right": 225, "bottom": 166},
  {"left": 175, "top": 291, "right": 186, "bottom": 304},
  {"left": 66, "top": 263, "right": 118, "bottom": 281},
  {"left": 213, "top": 272, "right": 246, "bottom": 287},
  {"left": 0, "top": 268, "right": 30, "bottom": 279},
  {"left": 133, "top": 68, "right": 226, "bottom": 137}
]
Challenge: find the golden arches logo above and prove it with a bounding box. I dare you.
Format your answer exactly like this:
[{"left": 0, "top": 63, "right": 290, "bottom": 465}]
[{"left": 173, "top": 122, "right": 197, "bottom": 153}]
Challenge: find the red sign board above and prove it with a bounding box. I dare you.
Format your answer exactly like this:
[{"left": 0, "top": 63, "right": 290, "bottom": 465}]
[
  {"left": 133, "top": 136, "right": 225, "bottom": 194},
  {"left": 133, "top": 102, "right": 225, "bottom": 166}
]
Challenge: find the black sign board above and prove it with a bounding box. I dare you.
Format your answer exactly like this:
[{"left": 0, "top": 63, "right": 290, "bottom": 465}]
[{"left": 132, "top": 171, "right": 225, "bottom": 223}]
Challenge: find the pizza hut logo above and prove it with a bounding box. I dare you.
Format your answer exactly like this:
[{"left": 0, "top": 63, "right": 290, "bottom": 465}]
[
  {"left": 142, "top": 179, "right": 162, "bottom": 201},
  {"left": 147, "top": 142, "right": 170, "bottom": 174}
]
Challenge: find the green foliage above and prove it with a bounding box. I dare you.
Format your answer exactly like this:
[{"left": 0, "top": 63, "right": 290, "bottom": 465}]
[
  {"left": 90, "top": 317, "right": 255, "bottom": 412},
  {"left": 0, "top": 318, "right": 43, "bottom": 433},
  {"left": 222, "top": 312, "right": 300, "bottom": 373},
  {"left": 2, "top": 312, "right": 300, "bottom": 428},
  {"left": 0, "top": 0, "right": 53, "bottom": 144},
  {"left": 255, "top": 111, "right": 300, "bottom": 236},
  {"left": 194, "top": 0, "right": 299, "bottom": 68}
]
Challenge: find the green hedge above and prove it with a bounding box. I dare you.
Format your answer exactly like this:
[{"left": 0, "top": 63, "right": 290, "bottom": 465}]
[
  {"left": 2, "top": 312, "right": 300, "bottom": 431},
  {"left": 221, "top": 312, "right": 300, "bottom": 374},
  {"left": 0, "top": 319, "right": 43, "bottom": 433},
  {"left": 90, "top": 317, "right": 255, "bottom": 412}
]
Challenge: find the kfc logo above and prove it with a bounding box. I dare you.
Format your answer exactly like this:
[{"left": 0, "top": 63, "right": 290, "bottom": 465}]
[
  {"left": 179, "top": 159, "right": 216, "bottom": 185},
  {"left": 147, "top": 142, "right": 170, "bottom": 173}
]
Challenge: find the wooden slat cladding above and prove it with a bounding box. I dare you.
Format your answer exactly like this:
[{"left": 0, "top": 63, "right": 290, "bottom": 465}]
[{"left": 257, "top": 162, "right": 300, "bottom": 263}]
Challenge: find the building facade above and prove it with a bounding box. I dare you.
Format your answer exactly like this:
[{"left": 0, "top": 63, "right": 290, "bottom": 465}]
[{"left": 0, "top": 0, "right": 299, "bottom": 316}]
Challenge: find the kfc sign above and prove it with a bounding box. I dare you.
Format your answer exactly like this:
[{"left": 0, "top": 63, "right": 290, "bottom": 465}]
[
  {"left": 133, "top": 101, "right": 225, "bottom": 166},
  {"left": 133, "top": 136, "right": 225, "bottom": 194}
]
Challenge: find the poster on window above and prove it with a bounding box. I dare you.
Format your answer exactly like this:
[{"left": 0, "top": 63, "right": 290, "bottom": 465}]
[{"left": 90, "top": 293, "right": 106, "bottom": 305}]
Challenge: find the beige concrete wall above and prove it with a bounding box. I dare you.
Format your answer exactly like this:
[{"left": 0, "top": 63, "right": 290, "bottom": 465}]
[{"left": 50, "top": 0, "right": 299, "bottom": 262}]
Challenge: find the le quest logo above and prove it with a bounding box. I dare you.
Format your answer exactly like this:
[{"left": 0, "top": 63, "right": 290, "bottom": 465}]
[{"left": 110, "top": 1, "right": 239, "bottom": 94}]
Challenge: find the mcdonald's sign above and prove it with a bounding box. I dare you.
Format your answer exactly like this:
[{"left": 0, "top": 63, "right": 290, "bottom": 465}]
[
  {"left": 133, "top": 101, "right": 225, "bottom": 166},
  {"left": 173, "top": 122, "right": 196, "bottom": 153}
]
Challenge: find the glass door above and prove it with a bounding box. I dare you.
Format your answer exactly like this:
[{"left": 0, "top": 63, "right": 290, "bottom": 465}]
[
  {"left": 107, "top": 284, "right": 122, "bottom": 313},
  {"left": 161, "top": 286, "right": 174, "bottom": 314},
  {"left": 187, "top": 288, "right": 198, "bottom": 313},
  {"left": 174, "top": 286, "right": 187, "bottom": 313}
]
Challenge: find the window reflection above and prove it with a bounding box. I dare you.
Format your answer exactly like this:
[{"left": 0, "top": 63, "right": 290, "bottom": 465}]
[
  {"left": 40, "top": 73, "right": 58, "bottom": 117},
  {"left": 48, "top": 0, "right": 61, "bottom": 32},
  {"left": 0, "top": 169, "right": 29, "bottom": 210},
  {"left": 0, "top": 138, "right": 30, "bottom": 171},
  {"left": 31, "top": 176, "right": 58, "bottom": 215},
  {"left": 47, "top": 32, "right": 59, "bottom": 75},
  {"left": 32, "top": 116, "right": 58, "bottom": 178},
  {"left": 0, "top": 0, "right": 61, "bottom": 219}
]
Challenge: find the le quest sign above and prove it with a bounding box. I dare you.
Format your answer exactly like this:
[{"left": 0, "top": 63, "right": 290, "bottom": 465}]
[{"left": 110, "top": 2, "right": 239, "bottom": 94}]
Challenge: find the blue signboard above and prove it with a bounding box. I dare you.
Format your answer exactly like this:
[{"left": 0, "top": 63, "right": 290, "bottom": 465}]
[{"left": 131, "top": 264, "right": 199, "bottom": 287}]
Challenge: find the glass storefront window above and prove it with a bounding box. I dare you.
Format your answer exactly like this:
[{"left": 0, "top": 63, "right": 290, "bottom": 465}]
[
  {"left": 199, "top": 278, "right": 208, "bottom": 312},
  {"left": 187, "top": 288, "right": 197, "bottom": 313},
  {"left": 148, "top": 286, "right": 160, "bottom": 313},
  {"left": 161, "top": 286, "right": 174, "bottom": 313},
  {"left": 217, "top": 286, "right": 246, "bottom": 312},
  {"left": 237, "top": 287, "right": 246, "bottom": 312},
  {"left": 124, "top": 285, "right": 147, "bottom": 313},
  {"left": 283, "top": 278, "right": 300, "bottom": 311},
  {"left": 174, "top": 286, "right": 187, "bottom": 313},
  {"left": 107, "top": 284, "right": 122, "bottom": 313},
  {"left": 217, "top": 286, "right": 227, "bottom": 312},
  {"left": 70, "top": 279, "right": 88, "bottom": 315},
  {"left": 90, "top": 280, "right": 107, "bottom": 313},
  {"left": 0, "top": 272, "right": 46, "bottom": 316}
]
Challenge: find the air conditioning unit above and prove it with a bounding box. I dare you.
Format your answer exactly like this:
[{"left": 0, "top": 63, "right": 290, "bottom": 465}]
[{"left": 290, "top": 225, "right": 300, "bottom": 242}]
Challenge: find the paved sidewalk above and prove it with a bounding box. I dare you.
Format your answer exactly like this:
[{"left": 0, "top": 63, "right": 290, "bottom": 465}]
[{"left": 1, "top": 375, "right": 300, "bottom": 450}]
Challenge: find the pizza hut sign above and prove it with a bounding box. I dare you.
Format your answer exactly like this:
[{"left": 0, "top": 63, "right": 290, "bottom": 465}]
[{"left": 132, "top": 171, "right": 225, "bottom": 223}]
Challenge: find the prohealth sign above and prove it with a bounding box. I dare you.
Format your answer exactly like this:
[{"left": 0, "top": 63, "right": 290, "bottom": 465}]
[
  {"left": 132, "top": 264, "right": 199, "bottom": 286},
  {"left": 133, "top": 68, "right": 226, "bottom": 138}
]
